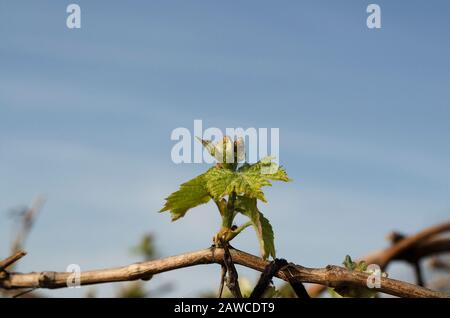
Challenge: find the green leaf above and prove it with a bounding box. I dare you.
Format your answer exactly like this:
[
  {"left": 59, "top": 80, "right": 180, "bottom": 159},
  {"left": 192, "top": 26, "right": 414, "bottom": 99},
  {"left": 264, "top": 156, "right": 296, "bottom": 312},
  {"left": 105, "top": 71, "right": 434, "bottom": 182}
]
[
  {"left": 205, "top": 167, "right": 269, "bottom": 202},
  {"left": 159, "top": 173, "right": 211, "bottom": 221},
  {"left": 259, "top": 212, "right": 276, "bottom": 259},
  {"left": 205, "top": 157, "right": 291, "bottom": 203},
  {"left": 235, "top": 196, "right": 275, "bottom": 259},
  {"left": 239, "top": 157, "right": 291, "bottom": 182},
  {"left": 342, "top": 255, "right": 368, "bottom": 272},
  {"left": 331, "top": 255, "right": 386, "bottom": 298},
  {"left": 343, "top": 255, "right": 356, "bottom": 271}
]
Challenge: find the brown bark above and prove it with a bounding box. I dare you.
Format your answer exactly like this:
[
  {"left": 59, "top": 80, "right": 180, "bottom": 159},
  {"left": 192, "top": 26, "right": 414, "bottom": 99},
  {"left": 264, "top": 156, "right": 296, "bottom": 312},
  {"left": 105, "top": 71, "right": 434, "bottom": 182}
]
[{"left": 1, "top": 247, "right": 448, "bottom": 298}]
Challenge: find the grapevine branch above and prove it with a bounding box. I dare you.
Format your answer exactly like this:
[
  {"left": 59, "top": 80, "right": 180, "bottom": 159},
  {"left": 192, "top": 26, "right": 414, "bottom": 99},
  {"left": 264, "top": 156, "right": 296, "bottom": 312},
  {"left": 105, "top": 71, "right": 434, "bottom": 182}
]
[
  {"left": 0, "top": 247, "right": 449, "bottom": 298},
  {"left": 307, "top": 221, "right": 450, "bottom": 297}
]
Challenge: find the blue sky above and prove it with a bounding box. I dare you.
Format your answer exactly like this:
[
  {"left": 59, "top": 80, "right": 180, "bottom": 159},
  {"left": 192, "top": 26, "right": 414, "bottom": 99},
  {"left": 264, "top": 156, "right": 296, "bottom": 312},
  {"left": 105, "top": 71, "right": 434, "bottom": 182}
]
[{"left": 0, "top": 1, "right": 449, "bottom": 297}]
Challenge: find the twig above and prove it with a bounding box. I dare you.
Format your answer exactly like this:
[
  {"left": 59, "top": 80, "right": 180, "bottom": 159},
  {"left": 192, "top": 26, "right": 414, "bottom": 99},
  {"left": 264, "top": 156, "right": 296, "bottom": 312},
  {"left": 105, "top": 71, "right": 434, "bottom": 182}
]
[
  {"left": 307, "top": 221, "right": 450, "bottom": 297},
  {"left": 12, "top": 288, "right": 37, "bottom": 298},
  {"left": 250, "top": 258, "right": 310, "bottom": 298},
  {"left": 10, "top": 197, "right": 45, "bottom": 255},
  {"left": 394, "top": 237, "right": 450, "bottom": 262},
  {"left": 389, "top": 231, "right": 426, "bottom": 286},
  {"left": 218, "top": 264, "right": 226, "bottom": 298},
  {"left": 429, "top": 258, "right": 450, "bottom": 271},
  {"left": 0, "top": 247, "right": 448, "bottom": 298},
  {"left": 223, "top": 245, "right": 242, "bottom": 298},
  {"left": 284, "top": 264, "right": 310, "bottom": 299},
  {"left": 250, "top": 259, "right": 287, "bottom": 298},
  {"left": 413, "top": 262, "right": 424, "bottom": 287},
  {"left": 288, "top": 279, "right": 310, "bottom": 298},
  {"left": 0, "top": 251, "right": 27, "bottom": 272},
  {"left": 378, "top": 221, "right": 450, "bottom": 267}
]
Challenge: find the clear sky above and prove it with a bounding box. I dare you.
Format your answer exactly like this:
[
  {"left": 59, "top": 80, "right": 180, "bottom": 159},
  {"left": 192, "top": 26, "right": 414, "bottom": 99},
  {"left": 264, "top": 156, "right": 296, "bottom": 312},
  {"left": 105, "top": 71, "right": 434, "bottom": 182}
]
[{"left": 0, "top": 0, "right": 449, "bottom": 297}]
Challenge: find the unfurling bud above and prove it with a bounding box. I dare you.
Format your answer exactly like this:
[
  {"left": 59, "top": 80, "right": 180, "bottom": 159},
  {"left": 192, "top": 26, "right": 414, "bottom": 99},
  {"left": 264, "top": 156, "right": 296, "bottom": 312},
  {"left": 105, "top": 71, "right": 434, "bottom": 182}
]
[
  {"left": 214, "top": 136, "right": 234, "bottom": 163},
  {"left": 234, "top": 137, "right": 245, "bottom": 162},
  {"left": 199, "top": 135, "right": 246, "bottom": 163}
]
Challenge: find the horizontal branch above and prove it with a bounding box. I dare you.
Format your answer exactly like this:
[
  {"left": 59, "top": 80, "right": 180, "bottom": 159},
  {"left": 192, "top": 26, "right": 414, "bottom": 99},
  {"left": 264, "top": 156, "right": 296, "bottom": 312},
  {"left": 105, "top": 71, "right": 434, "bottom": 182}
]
[
  {"left": 377, "top": 221, "right": 450, "bottom": 267},
  {"left": 1, "top": 247, "right": 448, "bottom": 298},
  {"left": 307, "top": 221, "right": 450, "bottom": 297},
  {"left": 394, "top": 237, "right": 450, "bottom": 262}
]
